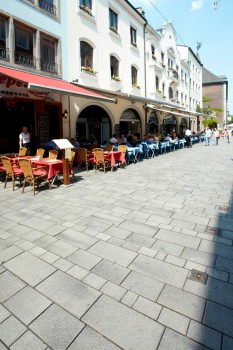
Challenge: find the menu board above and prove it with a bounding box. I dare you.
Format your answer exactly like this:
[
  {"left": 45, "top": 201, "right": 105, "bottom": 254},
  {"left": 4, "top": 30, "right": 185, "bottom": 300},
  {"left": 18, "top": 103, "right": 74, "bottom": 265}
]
[{"left": 39, "top": 112, "right": 49, "bottom": 145}]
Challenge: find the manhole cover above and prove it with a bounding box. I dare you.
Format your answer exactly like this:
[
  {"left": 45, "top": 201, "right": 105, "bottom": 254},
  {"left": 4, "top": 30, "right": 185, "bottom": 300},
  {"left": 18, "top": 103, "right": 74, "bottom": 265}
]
[
  {"left": 219, "top": 206, "right": 229, "bottom": 212},
  {"left": 189, "top": 269, "right": 208, "bottom": 284},
  {"left": 205, "top": 226, "right": 221, "bottom": 235}
]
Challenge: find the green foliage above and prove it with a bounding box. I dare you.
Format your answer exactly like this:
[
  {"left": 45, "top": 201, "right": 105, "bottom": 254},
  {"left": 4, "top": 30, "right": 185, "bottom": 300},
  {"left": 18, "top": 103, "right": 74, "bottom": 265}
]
[
  {"left": 202, "top": 119, "right": 218, "bottom": 128},
  {"left": 202, "top": 96, "right": 212, "bottom": 103}
]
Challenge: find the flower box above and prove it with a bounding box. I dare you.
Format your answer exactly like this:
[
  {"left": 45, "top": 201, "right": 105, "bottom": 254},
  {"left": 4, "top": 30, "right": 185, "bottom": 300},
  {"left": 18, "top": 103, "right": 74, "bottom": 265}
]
[
  {"left": 80, "top": 5, "right": 93, "bottom": 16},
  {"left": 163, "top": 95, "right": 166, "bottom": 98},
  {"left": 152, "top": 54, "right": 156, "bottom": 60},
  {"left": 132, "top": 84, "right": 140, "bottom": 89},
  {"left": 131, "top": 42, "right": 137, "bottom": 48},
  {"left": 110, "top": 27, "right": 118, "bottom": 35},
  {"left": 81, "top": 66, "right": 97, "bottom": 74},
  {"left": 156, "top": 90, "right": 161, "bottom": 94},
  {"left": 111, "top": 75, "right": 121, "bottom": 82}
]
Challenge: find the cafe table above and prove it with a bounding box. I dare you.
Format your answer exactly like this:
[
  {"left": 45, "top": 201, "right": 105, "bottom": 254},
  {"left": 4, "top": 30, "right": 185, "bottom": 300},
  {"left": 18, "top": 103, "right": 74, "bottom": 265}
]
[
  {"left": 32, "top": 158, "right": 63, "bottom": 181},
  {"left": 102, "top": 151, "right": 125, "bottom": 166}
]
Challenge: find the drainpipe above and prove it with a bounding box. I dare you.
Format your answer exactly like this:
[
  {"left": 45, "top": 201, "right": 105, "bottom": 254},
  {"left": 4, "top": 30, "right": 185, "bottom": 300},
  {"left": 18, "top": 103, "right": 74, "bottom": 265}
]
[
  {"left": 68, "top": 94, "right": 71, "bottom": 139},
  {"left": 144, "top": 20, "right": 148, "bottom": 135}
]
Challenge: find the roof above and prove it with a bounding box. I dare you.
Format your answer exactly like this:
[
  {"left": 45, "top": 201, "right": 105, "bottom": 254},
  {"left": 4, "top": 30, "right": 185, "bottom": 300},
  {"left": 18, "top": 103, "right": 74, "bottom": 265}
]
[
  {"left": 202, "top": 67, "right": 227, "bottom": 84},
  {"left": 0, "top": 65, "right": 115, "bottom": 103}
]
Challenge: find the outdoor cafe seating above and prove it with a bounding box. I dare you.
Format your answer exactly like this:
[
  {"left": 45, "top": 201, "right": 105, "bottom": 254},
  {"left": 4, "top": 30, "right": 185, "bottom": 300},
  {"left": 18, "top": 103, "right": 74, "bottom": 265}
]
[{"left": 1, "top": 156, "right": 23, "bottom": 191}]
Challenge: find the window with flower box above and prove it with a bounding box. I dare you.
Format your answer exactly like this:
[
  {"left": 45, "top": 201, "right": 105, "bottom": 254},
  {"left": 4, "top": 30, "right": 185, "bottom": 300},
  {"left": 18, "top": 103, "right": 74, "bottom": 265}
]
[
  {"left": 110, "top": 55, "right": 120, "bottom": 81},
  {"left": 80, "top": 0, "right": 93, "bottom": 16},
  {"left": 131, "top": 66, "right": 138, "bottom": 86},
  {"left": 130, "top": 26, "right": 137, "bottom": 47},
  {"left": 155, "top": 76, "right": 159, "bottom": 91},
  {"left": 80, "top": 41, "right": 96, "bottom": 73},
  {"left": 109, "top": 9, "right": 118, "bottom": 33}
]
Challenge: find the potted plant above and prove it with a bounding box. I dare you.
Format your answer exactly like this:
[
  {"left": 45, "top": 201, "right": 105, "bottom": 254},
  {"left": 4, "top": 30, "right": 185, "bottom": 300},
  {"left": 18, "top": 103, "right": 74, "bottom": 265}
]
[
  {"left": 111, "top": 75, "right": 121, "bottom": 82},
  {"left": 132, "top": 84, "right": 140, "bottom": 89},
  {"left": 80, "top": 5, "right": 93, "bottom": 16},
  {"left": 152, "top": 54, "right": 156, "bottom": 60},
  {"left": 81, "top": 66, "right": 97, "bottom": 74}
]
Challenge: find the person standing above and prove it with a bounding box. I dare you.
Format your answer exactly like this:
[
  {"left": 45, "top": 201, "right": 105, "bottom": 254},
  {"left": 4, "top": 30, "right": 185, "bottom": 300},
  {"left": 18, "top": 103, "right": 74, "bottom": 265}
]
[
  {"left": 205, "top": 127, "right": 212, "bottom": 146},
  {"left": 214, "top": 128, "right": 220, "bottom": 145},
  {"left": 226, "top": 128, "right": 232, "bottom": 143},
  {"left": 185, "top": 128, "right": 192, "bottom": 148},
  {"left": 19, "top": 126, "right": 31, "bottom": 155}
]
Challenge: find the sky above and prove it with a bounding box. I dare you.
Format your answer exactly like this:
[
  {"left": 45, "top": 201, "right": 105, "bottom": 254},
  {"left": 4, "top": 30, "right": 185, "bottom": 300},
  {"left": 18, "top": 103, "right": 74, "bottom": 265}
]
[{"left": 131, "top": 0, "right": 233, "bottom": 114}]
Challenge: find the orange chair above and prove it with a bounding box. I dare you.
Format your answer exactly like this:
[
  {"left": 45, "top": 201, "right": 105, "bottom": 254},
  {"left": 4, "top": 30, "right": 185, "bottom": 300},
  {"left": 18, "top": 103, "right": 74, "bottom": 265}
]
[
  {"left": 93, "top": 149, "right": 111, "bottom": 173},
  {"left": 69, "top": 150, "right": 76, "bottom": 181},
  {"left": 19, "top": 147, "right": 27, "bottom": 156},
  {"left": 18, "top": 158, "right": 51, "bottom": 195},
  {"left": 1, "top": 156, "right": 23, "bottom": 191},
  {"left": 49, "top": 150, "right": 58, "bottom": 159},
  {"left": 105, "top": 144, "right": 114, "bottom": 152},
  {"left": 77, "top": 148, "right": 94, "bottom": 172},
  {"left": 36, "top": 148, "right": 45, "bottom": 157}
]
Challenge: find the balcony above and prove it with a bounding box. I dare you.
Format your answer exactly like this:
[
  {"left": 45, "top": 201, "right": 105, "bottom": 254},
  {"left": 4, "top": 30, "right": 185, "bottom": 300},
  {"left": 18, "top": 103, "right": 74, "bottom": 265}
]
[
  {"left": 39, "top": 0, "right": 57, "bottom": 16},
  {"left": 41, "top": 59, "right": 58, "bottom": 74},
  {"left": 168, "top": 68, "right": 179, "bottom": 84},
  {"left": 0, "top": 47, "right": 10, "bottom": 61},
  {"left": 15, "top": 51, "right": 36, "bottom": 67}
]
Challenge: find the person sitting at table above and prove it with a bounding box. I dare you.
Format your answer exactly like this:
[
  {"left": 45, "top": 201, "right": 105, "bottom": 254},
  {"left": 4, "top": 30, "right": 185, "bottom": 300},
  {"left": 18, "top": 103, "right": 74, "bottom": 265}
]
[
  {"left": 119, "top": 134, "right": 127, "bottom": 145},
  {"left": 152, "top": 134, "right": 159, "bottom": 142},
  {"left": 131, "top": 133, "right": 139, "bottom": 146},
  {"left": 70, "top": 138, "right": 80, "bottom": 149},
  {"left": 164, "top": 133, "right": 176, "bottom": 143},
  {"left": 109, "top": 134, "right": 118, "bottom": 144},
  {"left": 142, "top": 135, "right": 152, "bottom": 144}
]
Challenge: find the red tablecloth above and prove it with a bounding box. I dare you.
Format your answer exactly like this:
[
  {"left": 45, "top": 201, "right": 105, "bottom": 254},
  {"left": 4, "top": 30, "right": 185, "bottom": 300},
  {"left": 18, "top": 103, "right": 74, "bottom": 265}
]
[
  {"left": 93, "top": 151, "right": 125, "bottom": 166},
  {"left": 33, "top": 159, "right": 63, "bottom": 180},
  {"left": 9, "top": 155, "right": 33, "bottom": 166}
]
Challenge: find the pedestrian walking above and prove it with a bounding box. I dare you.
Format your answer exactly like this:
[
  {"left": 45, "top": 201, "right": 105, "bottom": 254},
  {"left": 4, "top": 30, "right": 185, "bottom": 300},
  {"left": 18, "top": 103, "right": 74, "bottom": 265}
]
[
  {"left": 214, "top": 128, "right": 220, "bottom": 145},
  {"left": 226, "top": 128, "right": 232, "bottom": 143},
  {"left": 205, "top": 127, "right": 211, "bottom": 146}
]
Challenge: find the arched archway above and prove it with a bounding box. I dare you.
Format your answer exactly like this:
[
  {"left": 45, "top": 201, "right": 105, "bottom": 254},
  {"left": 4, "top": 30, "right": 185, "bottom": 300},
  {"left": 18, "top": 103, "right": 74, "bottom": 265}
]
[
  {"left": 120, "top": 108, "right": 141, "bottom": 139},
  {"left": 160, "top": 114, "right": 177, "bottom": 134},
  {"left": 148, "top": 112, "right": 158, "bottom": 133},
  {"left": 76, "top": 105, "right": 111, "bottom": 145}
]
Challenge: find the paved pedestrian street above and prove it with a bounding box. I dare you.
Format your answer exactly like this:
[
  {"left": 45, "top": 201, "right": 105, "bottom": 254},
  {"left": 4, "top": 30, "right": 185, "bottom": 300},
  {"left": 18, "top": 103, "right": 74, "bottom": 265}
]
[{"left": 1, "top": 140, "right": 233, "bottom": 350}]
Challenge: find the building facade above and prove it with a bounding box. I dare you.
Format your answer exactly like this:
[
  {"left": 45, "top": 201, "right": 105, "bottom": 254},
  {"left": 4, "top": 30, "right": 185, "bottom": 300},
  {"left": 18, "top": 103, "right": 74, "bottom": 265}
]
[
  {"left": 202, "top": 67, "right": 228, "bottom": 127},
  {"left": 0, "top": 0, "right": 203, "bottom": 153}
]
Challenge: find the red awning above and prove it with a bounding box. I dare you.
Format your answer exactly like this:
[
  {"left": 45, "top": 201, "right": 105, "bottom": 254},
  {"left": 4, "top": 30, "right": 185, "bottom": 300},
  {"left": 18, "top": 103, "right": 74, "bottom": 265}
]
[{"left": 0, "top": 65, "right": 116, "bottom": 103}]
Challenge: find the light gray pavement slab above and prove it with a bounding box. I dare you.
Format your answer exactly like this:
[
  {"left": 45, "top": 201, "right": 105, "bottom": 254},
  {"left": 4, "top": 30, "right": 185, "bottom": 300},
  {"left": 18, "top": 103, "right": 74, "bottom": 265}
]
[{"left": 1, "top": 141, "right": 233, "bottom": 349}]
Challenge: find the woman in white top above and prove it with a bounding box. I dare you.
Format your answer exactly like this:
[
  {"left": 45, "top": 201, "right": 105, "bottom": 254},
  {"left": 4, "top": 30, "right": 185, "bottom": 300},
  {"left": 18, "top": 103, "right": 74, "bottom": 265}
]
[{"left": 19, "top": 126, "right": 31, "bottom": 154}]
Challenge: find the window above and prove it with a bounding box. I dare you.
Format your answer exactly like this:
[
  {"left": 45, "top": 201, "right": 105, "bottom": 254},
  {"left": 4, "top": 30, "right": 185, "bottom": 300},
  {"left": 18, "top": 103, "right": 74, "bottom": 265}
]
[
  {"left": 155, "top": 76, "right": 159, "bottom": 91},
  {"left": 80, "top": 0, "right": 92, "bottom": 9},
  {"left": 161, "top": 52, "right": 164, "bottom": 65},
  {"left": 0, "top": 18, "right": 6, "bottom": 44},
  {"left": 169, "top": 87, "right": 173, "bottom": 99},
  {"left": 80, "top": 41, "right": 93, "bottom": 68},
  {"left": 162, "top": 83, "right": 165, "bottom": 95},
  {"left": 176, "top": 91, "right": 179, "bottom": 101},
  {"left": 16, "top": 29, "right": 29, "bottom": 50},
  {"left": 41, "top": 36, "right": 57, "bottom": 73},
  {"left": 109, "top": 9, "right": 118, "bottom": 33},
  {"left": 181, "top": 93, "right": 183, "bottom": 103},
  {"left": 151, "top": 45, "right": 156, "bottom": 59},
  {"left": 168, "top": 58, "right": 170, "bottom": 68},
  {"left": 39, "top": 0, "right": 57, "bottom": 16},
  {"left": 185, "top": 73, "right": 187, "bottom": 83},
  {"left": 110, "top": 55, "right": 119, "bottom": 78},
  {"left": 131, "top": 66, "right": 137, "bottom": 85},
  {"left": 181, "top": 69, "right": 183, "bottom": 80},
  {"left": 130, "top": 26, "right": 137, "bottom": 47}
]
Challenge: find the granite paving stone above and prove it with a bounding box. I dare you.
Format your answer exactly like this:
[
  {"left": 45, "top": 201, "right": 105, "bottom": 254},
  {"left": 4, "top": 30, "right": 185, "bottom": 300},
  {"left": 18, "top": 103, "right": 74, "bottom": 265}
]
[
  {"left": 66, "top": 265, "right": 89, "bottom": 280},
  {"left": 0, "top": 271, "right": 26, "bottom": 302},
  {"left": 46, "top": 240, "right": 77, "bottom": 258},
  {"left": 0, "top": 239, "right": 11, "bottom": 252},
  {"left": 4, "top": 252, "right": 56, "bottom": 287},
  {"left": 133, "top": 296, "right": 162, "bottom": 320},
  {"left": 67, "top": 326, "right": 121, "bottom": 350},
  {"left": 0, "top": 342, "right": 8, "bottom": 350},
  {"left": 188, "top": 320, "right": 221, "bottom": 350},
  {"left": 91, "top": 259, "right": 130, "bottom": 284},
  {"left": 88, "top": 241, "right": 137, "bottom": 267},
  {"left": 199, "top": 239, "right": 233, "bottom": 260},
  {"left": 203, "top": 301, "right": 233, "bottom": 337},
  {"left": 222, "top": 336, "right": 233, "bottom": 350},
  {"left": 181, "top": 247, "right": 216, "bottom": 267},
  {"left": 4, "top": 286, "right": 52, "bottom": 325},
  {"left": 152, "top": 239, "right": 184, "bottom": 257},
  {"left": 158, "top": 328, "right": 208, "bottom": 350},
  {"left": 118, "top": 220, "right": 158, "bottom": 237},
  {"left": 10, "top": 331, "right": 47, "bottom": 350},
  {"left": 57, "top": 229, "right": 98, "bottom": 250},
  {"left": 0, "top": 246, "right": 23, "bottom": 264},
  {"left": 129, "top": 254, "right": 188, "bottom": 288},
  {"left": 121, "top": 290, "right": 138, "bottom": 307},
  {"left": 0, "top": 305, "right": 10, "bottom": 324},
  {"left": 126, "top": 232, "right": 156, "bottom": 248},
  {"left": 30, "top": 304, "right": 84, "bottom": 350},
  {"left": 155, "top": 229, "right": 201, "bottom": 249},
  {"left": 184, "top": 277, "right": 233, "bottom": 310},
  {"left": 0, "top": 316, "right": 26, "bottom": 347},
  {"left": 104, "top": 226, "right": 132, "bottom": 240},
  {"left": 67, "top": 249, "right": 102, "bottom": 270},
  {"left": 101, "top": 281, "right": 126, "bottom": 300},
  {"left": 82, "top": 294, "right": 164, "bottom": 350},
  {"left": 158, "top": 307, "right": 190, "bottom": 335},
  {"left": 36, "top": 270, "right": 101, "bottom": 318},
  {"left": 82, "top": 272, "right": 106, "bottom": 290},
  {"left": 52, "top": 258, "right": 74, "bottom": 272},
  {"left": 157, "top": 284, "right": 206, "bottom": 321}
]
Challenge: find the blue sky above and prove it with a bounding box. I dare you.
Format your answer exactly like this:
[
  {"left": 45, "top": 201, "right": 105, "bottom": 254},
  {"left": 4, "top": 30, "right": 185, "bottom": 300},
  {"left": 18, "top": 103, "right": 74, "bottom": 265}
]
[{"left": 131, "top": 0, "right": 233, "bottom": 114}]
